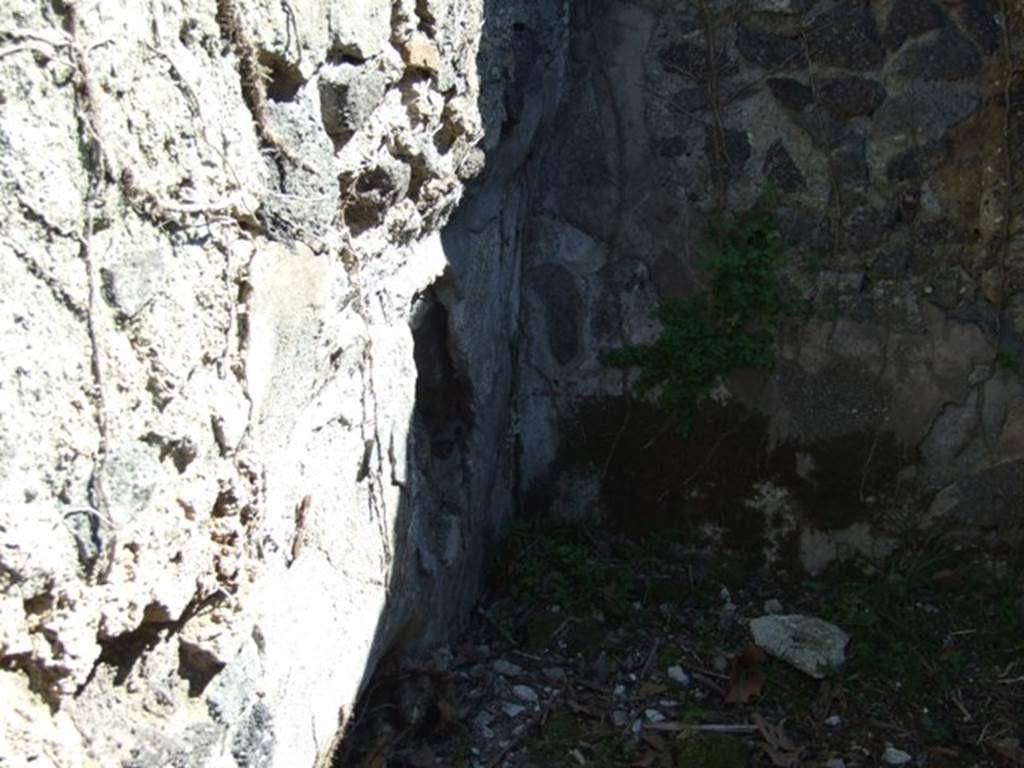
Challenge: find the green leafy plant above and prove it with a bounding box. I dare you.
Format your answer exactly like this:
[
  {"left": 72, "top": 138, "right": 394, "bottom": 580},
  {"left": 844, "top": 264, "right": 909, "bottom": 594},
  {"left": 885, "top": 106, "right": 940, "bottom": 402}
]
[
  {"left": 600, "top": 193, "right": 795, "bottom": 432},
  {"left": 997, "top": 345, "right": 1023, "bottom": 373},
  {"left": 822, "top": 558, "right": 1024, "bottom": 694}
]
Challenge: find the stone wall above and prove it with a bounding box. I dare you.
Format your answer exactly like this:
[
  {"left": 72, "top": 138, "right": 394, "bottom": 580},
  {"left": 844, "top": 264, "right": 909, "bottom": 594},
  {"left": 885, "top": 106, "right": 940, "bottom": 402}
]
[
  {"left": 0, "top": 0, "right": 569, "bottom": 765},
  {"left": 518, "top": 0, "right": 1024, "bottom": 570},
  {"left": 2, "top": 0, "right": 1022, "bottom": 764}
]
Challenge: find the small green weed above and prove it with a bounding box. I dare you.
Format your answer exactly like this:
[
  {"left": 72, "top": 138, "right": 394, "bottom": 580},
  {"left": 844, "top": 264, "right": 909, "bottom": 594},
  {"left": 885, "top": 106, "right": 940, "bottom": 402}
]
[
  {"left": 600, "top": 192, "right": 798, "bottom": 433},
  {"left": 822, "top": 559, "right": 1024, "bottom": 693},
  {"left": 498, "top": 520, "right": 643, "bottom": 632},
  {"left": 676, "top": 733, "right": 748, "bottom": 768},
  {"left": 996, "top": 345, "right": 1023, "bottom": 373}
]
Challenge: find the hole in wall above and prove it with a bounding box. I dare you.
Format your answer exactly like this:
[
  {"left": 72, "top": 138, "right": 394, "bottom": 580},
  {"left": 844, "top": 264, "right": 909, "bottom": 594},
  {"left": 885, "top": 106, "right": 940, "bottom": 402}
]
[
  {"left": 259, "top": 52, "right": 304, "bottom": 102},
  {"left": 178, "top": 640, "right": 226, "bottom": 697},
  {"left": 411, "top": 278, "right": 473, "bottom": 460}
]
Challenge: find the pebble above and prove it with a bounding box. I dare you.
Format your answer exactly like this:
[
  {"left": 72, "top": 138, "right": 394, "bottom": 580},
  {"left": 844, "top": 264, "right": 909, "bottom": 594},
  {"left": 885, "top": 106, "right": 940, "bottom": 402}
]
[
  {"left": 512, "top": 685, "right": 538, "bottom": 704},
  {"left": 613, "top": 684, "right": 626, "bottom": 697},
  {"left": 749, "top": 614, "right": 849, "bottom": 679},
  {"left": 543, "top": 666, "right": 567, "bottom": 682},
  {"left": 882, "top": 746, "right": 913, "bottom": 765},
  {"left": 493, "top": 659, "right": 524, "bottom": 677},
  {"left": 667, "top": 666, "right": 690, "bottom": 686},
  {"left": 502, "top": 703, "right": 526, "bottom": 718},
  {"left": 825, "top": 759, "right": 846, "bottom": 768},
  {"left": 644, "top": 709, "right": 665, "bottom": 723},
  {"left": 611, "top": 710, "right": 629, "bottom": 728},
  {"left": 712, "top": 655, "right": 729, "bottom": 673},
  {"left": 764, "top": 598, "right": 784, "bottom": 614},
  {"left": 825, "top": 715, "right": 841, "bottom": 727}
]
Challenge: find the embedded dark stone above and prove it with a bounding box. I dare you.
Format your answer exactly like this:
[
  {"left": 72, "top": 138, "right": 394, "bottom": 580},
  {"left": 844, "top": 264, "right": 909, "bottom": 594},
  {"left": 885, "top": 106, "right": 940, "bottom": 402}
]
[
  {"left": 882, "top": 0, "right": 945, "bottom": 50},
  {"left": 675, "top": 86, "right": 710, "bottom": 113},
  {"left": 872, "top": 247, "right": 910, "bottom": 280},
  {"left": 791, "top": 107, "right": 856, "bottom": 151},
  {"left": 705, "top": 126, "right": 751, "bottom": 183},
  {"left": 873, "top": 85, "right": 982, "bottom": 144},
  {"left": 885, "top": 141, "right": 948, "bottom": 183},
  {"left": 831, "top": 136, "right": 869, "bottom": 189},
  {"left": 736, "top": 24, "right": 804, "bottom": 71},
  {"left": 844, "top": 206, "right": 890, "bottom": 252},
  {"left": 897, "top": 23, "right": 982, "bottom": 81},
  {"left": 762, "top": 140, "right": 806, "bottom": 193},
  {"left": 775, "top": 207, "right": 831, "bottom": 252},
  {"left": 817, "top": 77, "right": 887, "bottom": 120},
  {"left": 958, "top": 0, "right": 1002, "bottom": 54},
  {"left": 767, "top": 77, "right": 813, "bottom": 111},
  {"left": 886, "top": 148, "right": 922, "bottom": 183},
  {"left": 659, "top": 41, "right": 729, "bottom": 81},
  {"left": 658, "top": 136, "right": 687, "bottom": 158},
  {"left": 805, "top": 8, "right": 884, "bottom": 70},
  {"left": 918, "top": 218, "right": 969, "bottom": 248}
]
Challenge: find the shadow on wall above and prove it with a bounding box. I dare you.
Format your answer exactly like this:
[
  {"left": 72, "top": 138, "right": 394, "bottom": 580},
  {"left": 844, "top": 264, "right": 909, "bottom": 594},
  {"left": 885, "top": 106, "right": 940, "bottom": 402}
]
[{"left": 320, "top": 0, "right": 564, "bottom": 764}]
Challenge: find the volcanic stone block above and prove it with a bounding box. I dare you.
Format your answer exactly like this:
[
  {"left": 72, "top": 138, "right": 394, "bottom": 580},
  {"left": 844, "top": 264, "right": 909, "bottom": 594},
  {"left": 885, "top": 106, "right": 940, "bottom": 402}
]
[
  {"left": 762, "top": 139, "right": 806, "bottom": 193},
  {"left": 804, "top": 8, "right": 884, "bottom": 70},
  {"left": 896, "top": 24, "right": 982, "bottom": 81},
  {"left": 736, "top": 24, "right": 804, "bottom": 71},
  {"left": 767, "top": 77, "right": 813, "bottom": 111},
  {"left": 883, "top": 0, "right": 945, "bottom": 51},
  {"left": 817, "top": 77, "right": 887, "bottom": 120}
]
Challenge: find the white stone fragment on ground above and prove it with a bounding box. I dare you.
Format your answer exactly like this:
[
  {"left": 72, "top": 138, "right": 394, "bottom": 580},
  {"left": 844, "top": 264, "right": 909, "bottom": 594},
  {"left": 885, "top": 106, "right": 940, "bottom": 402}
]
[
  {"left": 667, "top": 666, "right": 690, "bottom": 685},
  {"left": 825, "top": 714, "right": 841, "bottom": 726},
  {"left": 764, "top": 598, "right": 784, "bottom": 614},
  {"left": 613, "top": 684, "right": 626, "bottom": 696},
  {"left": 882, "top": 746, "right": 913, "bottom": 765},
  {"left": 474, "top": 711, "right": 493, "bottom": 728},
  {"left": 543, "top": 666, "right": 568, "bottom": 681},
  {"left": 493, "top": 659, "right": 523, "bottom": 677},
  {"left": 644, "top": 709, "right": 665, "bottom": 723},
  {"left": 612, "top": 710, "right": 629, "bottom": 728},
  {"left": 502, "top": 703, "right": 526, "bottom": 718},
  {"left": 512, "top": 684, "right": 538, "bottom": 703},
  {"left": 749, "top": 614, "right": 850, "bottom": 678}
]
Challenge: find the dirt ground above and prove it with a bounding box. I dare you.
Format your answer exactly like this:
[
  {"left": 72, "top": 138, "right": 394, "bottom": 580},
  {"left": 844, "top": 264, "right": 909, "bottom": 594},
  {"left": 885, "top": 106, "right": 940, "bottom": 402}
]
[{"left": 337, "top": 521, "right": 1024, "bottom": 768}]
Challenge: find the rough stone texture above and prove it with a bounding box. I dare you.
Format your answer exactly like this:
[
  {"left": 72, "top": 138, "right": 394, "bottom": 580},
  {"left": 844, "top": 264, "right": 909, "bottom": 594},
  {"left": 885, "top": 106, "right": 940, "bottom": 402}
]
[
  {"left": 896, "top": 23, "right": 983, "bottom": 82},
  {"left": 3, "top": 0, "right": 1024, "bottom": 763},
  {"left": 817, "top": 77, "right": 887, "bottom": 121},
  {"left": 883, "top": 0, "right": 945, "bottom": 51},
  {"left": 804, "top": 7, "right": 885, "bottom": 71},
  {"left": 514, "top": 0, "right": 1024, "bottom": 575},
  {"left": 750, "top": 614, "right": 850, "bottom": 678},
  {"left": 0, "top": 0, "right": 570, "bottom": 765}
]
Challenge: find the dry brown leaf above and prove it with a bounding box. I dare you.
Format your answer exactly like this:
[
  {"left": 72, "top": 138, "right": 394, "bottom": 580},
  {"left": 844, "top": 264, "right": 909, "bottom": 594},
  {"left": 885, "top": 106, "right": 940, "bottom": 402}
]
[
  {"left": 408, "top": 745, "right": 436, "bottom": 768},
  {"left": 760, "top": 745, "right": 801, "bottom": 768},
  {"left": 724, "top": 645, "right": 767, "bottom": 704},
  {"left": 629, "top": 752, "right": 658, "bottom": 767},
  {"left": 635, "top": 681, "right": 669, "bottom": 698},
  {"left": 753, "top": 713, "right": 801, "bottom": 767},
  {"left": 642, "top": 732, "right": 669, "bottom": 752},
  {"left": 436, "top": 698, "right": 459, "bottom": 726},
  {"left": 812, "top": 679, "right": 844, "bottom": 723}
]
